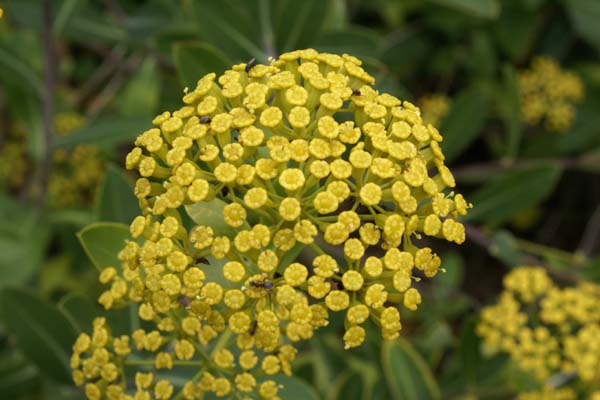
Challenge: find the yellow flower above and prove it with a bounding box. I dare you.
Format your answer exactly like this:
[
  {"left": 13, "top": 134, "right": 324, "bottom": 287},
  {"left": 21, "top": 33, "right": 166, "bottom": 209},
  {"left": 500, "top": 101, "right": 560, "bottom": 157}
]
[
  {"left": 519, "top": 56, "right": 584, "bottom": 132},
  {"left": 0, "top": 112, "right": 104, "bottom": 207},
  {"left": 74, "top": 49, "right": 470, "bottom": 399},
  {"left": 478, "top": 265, "right": 600, "bottom": 393},
  {"left": 418, "top": 94, "right": 450, "bottom": 127}
]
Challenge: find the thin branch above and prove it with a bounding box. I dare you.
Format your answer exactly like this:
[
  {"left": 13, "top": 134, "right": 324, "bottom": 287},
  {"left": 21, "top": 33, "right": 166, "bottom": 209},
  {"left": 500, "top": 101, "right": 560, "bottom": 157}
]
[
  {"left": 578, "top": 204, "right": 600, "bottom": 257},
  {"left": 38, "top": 0, "right": 56, "bottom": 209},
  {"left": 464, "top": 224, "right": 493, "bottom": 248},
  {"left": 103, "top": 0, "right": 127, "bottom": 23},
  {"left": 464, "top": 223, "right": 580, "bottom": 284},
  {"left": 453, "top": 157, "right": 585, "bottom": 182},
  {"left": 75, "top": 45, "right": 126, "bottom": 107},
  {"left": 86, "top": 53, "right": 143, "bottom": 120}
]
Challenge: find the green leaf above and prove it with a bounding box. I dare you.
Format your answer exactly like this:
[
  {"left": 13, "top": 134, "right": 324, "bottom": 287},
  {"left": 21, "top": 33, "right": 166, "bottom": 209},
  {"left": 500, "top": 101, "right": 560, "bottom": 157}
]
[
  {"left": 58, "top": 293, "right": 98, "bottom": 334},
  {"left": 435, "top": 251, "right": 465, "bottom": 291},
  {"left": 77, "top": 223, "right": 130, "bottom": 270},
  {"left": 563, "top": 0, "right": 600, "bottom": 52},
  {"left": 0, "top": 288, "right": 78, "bottom": 383},
  {"left": 59, "top": 280, "right": 140, "bottom": 337},
  {"left": 327, "top": 370, "right": 363, "bottom": 400},
  {"left": 117, "top": 58, "right": 160, "bottom": 117},
  {"left": 53, "top": 0, "right": 82, "bottom": 36},
  {"left": 0, "top": 348, "right": 40, "bottom": 397},
  {"left": 0, "top": 196, "right": 50, "bottom": 286},
  {"left": 440, "top": 86, "right": 492, "bottom": 162},
  {"left": 492, "top": 6, "right": 538, "bottom": 60},
  {"left": 0, "top": 45, "right": 43, "bottom": 98},
  {"left": 190, "top": 0, "right": 265, "bottom": 61},
  {"left": 40, "top": 378, "right": 85, "bottom": 400},
  {"left": 315, "top": 27, "right": 383, "bottom": 60},
  {"left": 199, "top": 256, "right": 236, "bottom": 289},
  {"left": 48, "top": 209, "right": 95, "bottom": 227},
  {"left": 65, "top": 14, "right": 127, "bottom": 44},
  {"left": 427, "top": 0, "right": 501, "bottom": 19},
  {"left": 459, "top": 317, "right": 482, "bottom": 386},
  {"left": 490, "top": 230, "right": 525, "bottom": 266},
  {"left": 53, "top": 116, "right": 151, "bottom": 149},
  {"left": 381, "top": 35, "right": 428, "bottom": 80},
  {"left": 273, "top": 0, "right": 330, "bottom": 52},
  {"left": 465, "top": 164, "right": 563, "bottom": 225},
  {"left": 173, "top": 42, "right": 231, "bottom": 89},
  {"left": 272, "top": 375, "right": 319, "bottom": 400},
  {"left": 499, "top": 64, "right": 522, "bottom": 160},
  {"left": 94, "top": 164, "right": 138, "bottom": 224},
  {"left": 382, "top": 339, "right": 441, "bottom": 400},
  {"left": 465, "top": 32, "right": 497, "bottom": 80},
  {"left": 185, "top": 198, "right": 247, "bottom": 236},
  {"left": 278, "top": 243, "right": 305, "bottom": 272}
]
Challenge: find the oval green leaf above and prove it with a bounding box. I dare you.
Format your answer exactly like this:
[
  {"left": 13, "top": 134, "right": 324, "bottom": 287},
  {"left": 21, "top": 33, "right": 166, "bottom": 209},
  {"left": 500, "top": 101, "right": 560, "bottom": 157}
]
[
  {"left": 0, "top": 288, "right": 78, "bottom": 383},
  {"left": 465, "top": 164, "right": 562, "bottom": 225},
  {"left": 272, "top": 375, "right": 320, "bottom": 400},
  {"left": 94, "top": 164, "right": 139, "bottom": 224},
  {"left": 0, "top": 348, "right": 40, "bottom": 397},
  {"left": 52, "top": 116, "right": 151, "bottom": 149},
  {"left": 427, "top": 0, "right": 500, "bottom": 19},
  {"left": 382, "top": 339, "right": 441, "bottom": 400},
  {"left": 173, "top": 42, "right": 231, "bottom": 88},
  {"left": 77, "top": 222, "right": 130, "bottom": 270},
  {"left": 185, "top": 198, "right": 248, "bottom": 236},
  {"left": 58, "top": 293, "right": 99, "bottom": 334},
  {"left": 440, "top": 86, "right": 492, "bottom": 162}
]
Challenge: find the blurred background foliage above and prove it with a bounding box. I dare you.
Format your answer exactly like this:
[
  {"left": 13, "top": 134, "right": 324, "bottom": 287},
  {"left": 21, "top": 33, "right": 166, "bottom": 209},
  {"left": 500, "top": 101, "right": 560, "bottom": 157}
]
[{"left": 1, "top": 0, "right": 600, "bottom": 399}]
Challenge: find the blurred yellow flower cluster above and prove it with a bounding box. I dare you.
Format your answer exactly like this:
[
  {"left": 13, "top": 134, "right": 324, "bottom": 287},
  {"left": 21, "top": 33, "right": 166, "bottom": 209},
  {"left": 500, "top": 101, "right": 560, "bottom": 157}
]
[
  {"left": 0, "top": 112, "right": 104, "bottom": 207},
  {"left": 478, "top": 266, "right": 600, "bottom": 397},
  {"left": 519, "top": 56, "right": 584, "bottom": 132},
  {"left": 418, "top": 94, "right": 450, "bottom": 127},
  {"left": 73, "top": 49, "right": 469, "bottom": 399},
  {"left": 0, "top": 124, "right": 28, "bottom": 188}
]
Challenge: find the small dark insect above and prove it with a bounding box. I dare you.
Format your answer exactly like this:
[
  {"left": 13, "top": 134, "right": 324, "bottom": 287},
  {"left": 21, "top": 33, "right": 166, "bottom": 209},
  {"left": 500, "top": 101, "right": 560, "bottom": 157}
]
[
  {"left": 196, "top": 257, "right": 209, "bottom": 264},
  {"left": 249, "top": 320, "right": 258, "bottom": 336},
  {"left": 200, "top": 116, "right": 211, "bottom": 124},
  {"left": 249, "top": 273, "right": 274, "bottom": 290},
  {"left": 245, "top": 58, "right": 257, "bottom": 73},
  {"left": 178, "top": 294, "right": 191, "bottom": 308},
  {"left": 249, "top": 280, "right": 273, "bottom": 289},
  {"left": 326, "top": 277, "right": 341, "bottom": 290},
  {"left": 352, "top": 88, "right": 361, "bottom": 96}
]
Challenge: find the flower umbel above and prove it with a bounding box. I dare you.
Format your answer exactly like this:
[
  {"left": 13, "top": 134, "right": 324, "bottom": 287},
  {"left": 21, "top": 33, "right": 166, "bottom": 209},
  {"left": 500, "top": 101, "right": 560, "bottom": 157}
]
[
  {"left": 418, "top": 94, "right": 450, "bottom": 127},
  {"left": 519, "top": 56, "right": 584, "bottom": 132},
  {"left": 0, "top": 112, "right": 104, "bottom": 207},
  {"left": 478, "top": 266, "right": 600, "bottom": 397},
  {"left": 74, "top": 49, "right": 470, "bottom": 399}
]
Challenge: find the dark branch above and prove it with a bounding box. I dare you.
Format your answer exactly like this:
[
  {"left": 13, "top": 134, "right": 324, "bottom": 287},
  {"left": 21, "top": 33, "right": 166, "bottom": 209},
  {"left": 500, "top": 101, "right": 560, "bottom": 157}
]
[{"left": 38, "top": 0, "right": 56, "bottom": 209}]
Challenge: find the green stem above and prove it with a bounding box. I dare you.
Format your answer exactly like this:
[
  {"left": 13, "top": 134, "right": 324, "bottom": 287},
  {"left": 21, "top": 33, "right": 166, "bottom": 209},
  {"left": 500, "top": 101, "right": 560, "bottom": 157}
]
[{"left": 515, "top": 238, "right": 587, "bottom": 266}]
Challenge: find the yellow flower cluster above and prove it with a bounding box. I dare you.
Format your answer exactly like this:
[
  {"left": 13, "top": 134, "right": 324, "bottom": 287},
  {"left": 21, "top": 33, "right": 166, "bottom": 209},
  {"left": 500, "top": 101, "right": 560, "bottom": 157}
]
[
  {"left": 519, "top": 56, "right": 584, "bottom": 132},
  {"left": 50, "top": 112, "right": 105, "bottom": 208},
  {"left": 517, "top": 386, "right": 576, "bottom": 400},
  {"left": 0, "top": 112, "right": 105, "bottom": 207},
  {"left": 478, "top": 266, "right": 600, "bottom": 396},
  {"left": 0, "top": 125, "right": 28, "bottom": 188},
  {"left": 418, "top": 94, "right": 450, "bottom": 127},
  {"left": 73, "top": 49, "right": 469, "bottom": 398}
]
